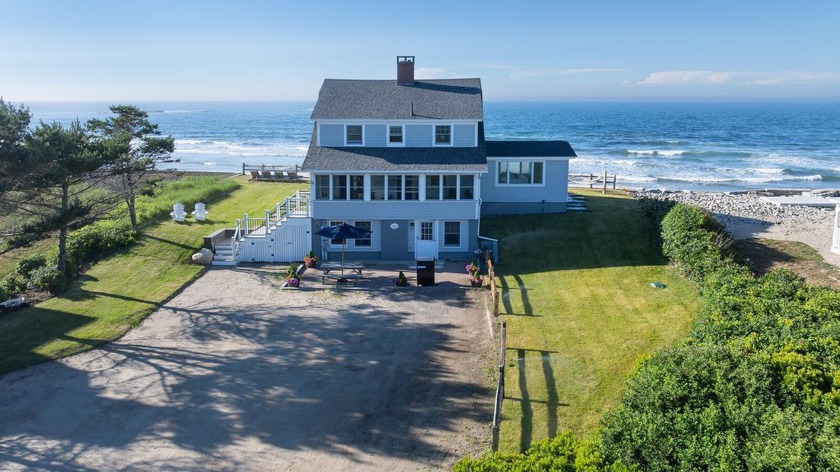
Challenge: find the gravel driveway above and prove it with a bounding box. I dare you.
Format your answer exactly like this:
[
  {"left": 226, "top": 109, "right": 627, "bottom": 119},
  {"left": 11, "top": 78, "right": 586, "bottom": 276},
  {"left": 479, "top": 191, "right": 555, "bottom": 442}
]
[{"left": 0, "top": 266, "right": 494, "bottom": 471}]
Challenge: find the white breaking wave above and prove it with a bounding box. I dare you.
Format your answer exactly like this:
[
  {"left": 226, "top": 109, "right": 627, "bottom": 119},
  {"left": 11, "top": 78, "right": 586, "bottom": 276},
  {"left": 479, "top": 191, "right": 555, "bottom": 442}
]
[
  {"left": 174, "top": 139, "right": 308, "bottom": 157},
  {"left": 626, "top": 149, "right": 686, "bottom": 157}
]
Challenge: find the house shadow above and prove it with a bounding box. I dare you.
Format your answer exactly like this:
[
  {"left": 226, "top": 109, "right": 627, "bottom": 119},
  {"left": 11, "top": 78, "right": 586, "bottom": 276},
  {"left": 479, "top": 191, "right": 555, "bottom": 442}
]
[{"left": 0, "top": 292, "right": 490, "bottom": 469}]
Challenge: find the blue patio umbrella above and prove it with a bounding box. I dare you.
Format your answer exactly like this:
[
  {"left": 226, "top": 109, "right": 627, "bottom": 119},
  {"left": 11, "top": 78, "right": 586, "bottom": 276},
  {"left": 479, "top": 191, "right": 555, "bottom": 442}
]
[{"left": 315, "top": 222, "right": 372, "bottom": 265}]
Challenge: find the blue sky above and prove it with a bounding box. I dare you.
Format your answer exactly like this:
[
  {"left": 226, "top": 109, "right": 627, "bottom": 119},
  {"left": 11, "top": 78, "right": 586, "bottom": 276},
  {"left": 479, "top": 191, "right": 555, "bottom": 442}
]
[{"left": 2, "top": 0, "right": 839, "bottom": 101}]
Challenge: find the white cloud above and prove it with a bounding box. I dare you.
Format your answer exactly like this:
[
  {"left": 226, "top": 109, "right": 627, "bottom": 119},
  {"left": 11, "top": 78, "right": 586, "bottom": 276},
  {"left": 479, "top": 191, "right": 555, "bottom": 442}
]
[
  {"left": 639, "top": 70, "right": 840, "bottom": 86},
  {"left": 414, "top": 67, "right": 461, "bottom": 79}
]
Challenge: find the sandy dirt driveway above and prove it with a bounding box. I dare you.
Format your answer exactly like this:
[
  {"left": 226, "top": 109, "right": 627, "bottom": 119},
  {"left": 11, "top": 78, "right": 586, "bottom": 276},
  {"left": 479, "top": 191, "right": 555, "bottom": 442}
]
[{"left": 0, "top": 266, "right": 494, "bottom": 471}]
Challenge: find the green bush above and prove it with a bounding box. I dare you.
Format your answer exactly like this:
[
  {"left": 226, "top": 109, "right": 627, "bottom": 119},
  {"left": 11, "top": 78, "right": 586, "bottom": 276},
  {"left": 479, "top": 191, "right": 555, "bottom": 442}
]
[
  {"left": 26, "top": 265, "right": 66, "bottom": 293},
  {"left": 16, "top": 253, "right": 48, "bottom": 279},
  {"left": 0, "top": 274, "right": 26, "bottom": 300},
  {"left": 66, "top": 220, "right": 136, "bottom": 265},
  {"left": 600, "top": 201, "right": 840, "bottom": 470},
  {"left": 454, "top": 432, "right": 633, "bottom": 471}
]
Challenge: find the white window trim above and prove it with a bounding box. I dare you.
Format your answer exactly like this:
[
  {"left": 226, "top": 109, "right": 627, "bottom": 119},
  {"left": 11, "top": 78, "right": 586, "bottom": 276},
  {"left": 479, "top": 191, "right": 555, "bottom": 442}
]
[
  {"left": 433, "top": 124, "right": 453, "bottom": 147},
  {"left": 494, "top": 160, "right": 547, "bottom": 187},
  {"left": 353, "top": 221, "right": 372, "bottom": 248},
  {"left": 345, "top": 124, "right": 364, "bottom": 146},
  {"left": 443, "top": 221, "right": 462, "bottom": 248},
  {"left": 387, "top": 124, "right": 405, "bottom": 147}
]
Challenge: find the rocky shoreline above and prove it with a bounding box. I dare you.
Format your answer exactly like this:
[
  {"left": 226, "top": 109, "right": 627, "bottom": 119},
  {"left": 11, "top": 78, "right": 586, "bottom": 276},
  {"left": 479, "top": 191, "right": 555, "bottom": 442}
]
[
  {"left": 627, "top": 188, "right": 840, "bottom": 268},
  {"left": 629, "top": 189, "right": 837, "bottom": 226}
]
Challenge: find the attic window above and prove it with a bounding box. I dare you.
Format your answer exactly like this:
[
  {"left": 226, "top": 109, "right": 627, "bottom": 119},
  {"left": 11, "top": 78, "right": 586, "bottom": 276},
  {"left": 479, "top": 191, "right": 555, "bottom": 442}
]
[
  {"left": 434, "top": 125, "right": 451, "bottom": 145},
  {"left": 346, "top": 125, "right": 363, "bottom": 145},
  {"left": 389, "top": 126, "right": 403, "bottom": 144}
]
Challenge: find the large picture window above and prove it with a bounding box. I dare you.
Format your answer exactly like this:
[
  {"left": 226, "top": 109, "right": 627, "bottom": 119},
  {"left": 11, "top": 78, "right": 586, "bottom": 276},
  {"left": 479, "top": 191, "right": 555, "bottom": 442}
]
[
  {"left": 444, "top": 221, "right": 461, "bottom": 247},
  {"left": 497, "top": 161, "right": 544, "bottom": 185},
  {"left": 346, "top": 125, "right": 363, "bottom": 145}
]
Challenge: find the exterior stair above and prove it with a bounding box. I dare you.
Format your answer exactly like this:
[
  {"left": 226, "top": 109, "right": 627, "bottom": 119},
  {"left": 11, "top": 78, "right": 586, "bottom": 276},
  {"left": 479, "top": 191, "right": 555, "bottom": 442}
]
[
  {"left": 211, "top": 239, "right": 238, "bottom": 266},
  {"left": 567, "top": 193, "right": 590, "bottom": 212}
]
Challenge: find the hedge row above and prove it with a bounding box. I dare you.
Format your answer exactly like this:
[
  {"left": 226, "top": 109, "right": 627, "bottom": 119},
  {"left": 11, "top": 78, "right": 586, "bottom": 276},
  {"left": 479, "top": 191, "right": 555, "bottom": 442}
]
[
  {"left": 599, "top": 201, "right": 840, "bottom": 470},
  {"left": 0, "top": 220, "right": 136, "bottom": 297},
  {"left": 1, "top": 176, "right": 237, "bottom": 300}
]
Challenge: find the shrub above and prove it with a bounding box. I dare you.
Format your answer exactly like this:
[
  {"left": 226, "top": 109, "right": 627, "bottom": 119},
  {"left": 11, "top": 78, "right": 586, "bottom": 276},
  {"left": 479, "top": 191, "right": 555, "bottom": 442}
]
[
  {"left": 454, "top": 431, "right": 633, "bottom": 471},
  {"left": 66, "top": 220, "right": 136, "bottom": 264},
  {"left": 0, "top": 274, "right": 26, "bottom": 300},
  {"left": 15, "top": 253, "right": 48, "bottom": 279},
  {"left": 26, "top": 265, "right": 66, "bottom": 293}
]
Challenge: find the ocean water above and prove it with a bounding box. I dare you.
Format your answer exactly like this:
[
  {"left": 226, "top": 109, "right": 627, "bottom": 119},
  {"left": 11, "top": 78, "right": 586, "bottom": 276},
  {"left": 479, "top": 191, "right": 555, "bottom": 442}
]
[{"left": 25, "top": 101, "right": 840, "bottom": 192}]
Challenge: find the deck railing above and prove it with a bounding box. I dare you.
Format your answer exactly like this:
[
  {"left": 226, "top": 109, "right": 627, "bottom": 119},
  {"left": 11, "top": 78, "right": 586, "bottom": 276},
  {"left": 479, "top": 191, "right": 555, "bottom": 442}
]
[
  {"left": 231, "top": 219, "right": 242, "bottom": 257},
  {"left": 241, "top": 190, "right": 311, "bottom": 237}
]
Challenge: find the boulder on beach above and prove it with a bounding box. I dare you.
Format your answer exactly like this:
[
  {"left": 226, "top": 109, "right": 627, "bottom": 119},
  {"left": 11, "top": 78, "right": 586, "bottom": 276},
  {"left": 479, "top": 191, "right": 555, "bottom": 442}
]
[{"left": 192, "top": 248, "right": 214, "bottom": 265}]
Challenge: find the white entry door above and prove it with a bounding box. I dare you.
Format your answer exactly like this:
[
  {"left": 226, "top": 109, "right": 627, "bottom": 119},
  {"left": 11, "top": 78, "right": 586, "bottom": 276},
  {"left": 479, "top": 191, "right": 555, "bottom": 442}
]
[{"left": 415, "top": 220, "right": 438, "bottom": 259}]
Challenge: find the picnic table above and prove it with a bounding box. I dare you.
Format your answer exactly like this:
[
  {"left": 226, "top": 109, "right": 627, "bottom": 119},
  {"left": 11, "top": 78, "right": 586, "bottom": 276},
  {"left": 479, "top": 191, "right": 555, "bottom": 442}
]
[{"left": 320, "top": 262, "right": 365, "bottom": 284}]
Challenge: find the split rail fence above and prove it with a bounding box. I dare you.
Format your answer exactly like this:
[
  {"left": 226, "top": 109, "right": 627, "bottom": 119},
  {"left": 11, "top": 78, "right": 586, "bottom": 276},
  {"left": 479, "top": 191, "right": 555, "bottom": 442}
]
[{"left": 569, "top": 171, "right": 616, "bottom": 194}]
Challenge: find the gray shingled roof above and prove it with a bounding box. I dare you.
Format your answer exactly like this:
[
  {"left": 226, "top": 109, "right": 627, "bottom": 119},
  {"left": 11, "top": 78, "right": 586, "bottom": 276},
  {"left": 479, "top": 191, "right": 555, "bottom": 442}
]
[
  {"left": 486, "top": 140, "right": 577, "bottom": 158},
  {"left": 302, "top": 130, "right": 488, "bottom": 172},
  {"left": 311, "top": 79, "right": 484, "bottom": 120}
]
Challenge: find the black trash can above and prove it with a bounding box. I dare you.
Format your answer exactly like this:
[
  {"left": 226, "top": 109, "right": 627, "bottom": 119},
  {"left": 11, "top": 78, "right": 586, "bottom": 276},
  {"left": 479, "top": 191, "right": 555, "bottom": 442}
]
[{"left": 416, "top": 257, "right": 436, "bottom": 286}]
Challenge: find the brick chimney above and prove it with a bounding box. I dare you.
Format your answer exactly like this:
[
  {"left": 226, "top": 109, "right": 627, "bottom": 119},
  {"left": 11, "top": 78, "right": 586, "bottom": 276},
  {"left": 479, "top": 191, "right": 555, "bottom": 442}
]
[{"left": 397, "top": 56, "right": 415, "bottom": 85}]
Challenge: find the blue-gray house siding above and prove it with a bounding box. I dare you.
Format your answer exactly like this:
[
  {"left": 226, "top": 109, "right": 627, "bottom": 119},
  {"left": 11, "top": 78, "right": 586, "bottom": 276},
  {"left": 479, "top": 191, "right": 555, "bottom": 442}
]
[
  {"left": 480, "top": 159, "right": 569, "bottom": 215},
  {"left": 319, "top": 124, "right": 344, "bottom": 146}
]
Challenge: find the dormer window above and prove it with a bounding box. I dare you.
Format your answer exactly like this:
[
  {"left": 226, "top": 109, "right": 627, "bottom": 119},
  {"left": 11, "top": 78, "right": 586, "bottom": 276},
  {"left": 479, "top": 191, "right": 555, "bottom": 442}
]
[
  {"left": 346, "top": 125, "right": 363, "bottom": 145},
  {"left": 434, "top": 125, "right": 451, "bottom": 145},
  {"left": 388, "top": 125, "right": 404, "bottom": 145}
]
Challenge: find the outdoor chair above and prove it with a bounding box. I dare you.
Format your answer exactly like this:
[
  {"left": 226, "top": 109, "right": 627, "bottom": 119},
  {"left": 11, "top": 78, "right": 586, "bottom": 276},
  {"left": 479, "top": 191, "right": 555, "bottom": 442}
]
[
  {"left": 259, "top": 170, "right": 274, "bottom": 180},
  {"left": 170, "top": 203, "right": 186, "bottom": 222},
  {"left": 192, "top": 202, "right": 208, "bottom": 221}
]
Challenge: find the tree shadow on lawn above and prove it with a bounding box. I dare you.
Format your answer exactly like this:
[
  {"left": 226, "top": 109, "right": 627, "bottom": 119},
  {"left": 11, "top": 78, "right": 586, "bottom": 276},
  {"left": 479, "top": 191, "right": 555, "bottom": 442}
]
[
  {"left": 481, "top": 194, "right": 668, "bottom": 276},
  {"left": 0, "top": 306, "right": 97, "bottom": 375},
  {"left": 0, "top": 291, "right": 490, "bottom": 470}
]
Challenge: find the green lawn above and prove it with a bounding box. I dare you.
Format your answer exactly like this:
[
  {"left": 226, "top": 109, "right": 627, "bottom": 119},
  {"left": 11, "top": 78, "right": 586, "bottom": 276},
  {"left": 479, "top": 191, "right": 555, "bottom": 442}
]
[
  {"left": 484, "top": 190, "right": 704, "bottom": 453},
  {"left": 0, "top": 176, "right": 306, "bottom": 374}
]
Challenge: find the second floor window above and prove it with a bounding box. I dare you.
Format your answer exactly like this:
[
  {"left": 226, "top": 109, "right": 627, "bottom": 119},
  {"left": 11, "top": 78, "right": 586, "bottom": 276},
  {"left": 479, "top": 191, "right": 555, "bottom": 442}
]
[
  {"left": 442, "top": 175, "right": 457, "bottom": 200},
  {"left": 405, "top": 175, "right": 419, "bottom": 200},
  {"left": 346, "top": 125, "right": 363, "bottom": 145},
  {"left": 332, "top": 175, "right": 347, "bottom": 199},
  {"left": 315, "top": 175, "right": 329, "bottom": 200},
  {"left": 426, "top": 175, "right": 441, "bottom": 200},
  {"left": 349, "top": 175, "right": 364, "bottom": 200},
  {"left": 434, "top": 125, "right": 451, "bottom": 145}
]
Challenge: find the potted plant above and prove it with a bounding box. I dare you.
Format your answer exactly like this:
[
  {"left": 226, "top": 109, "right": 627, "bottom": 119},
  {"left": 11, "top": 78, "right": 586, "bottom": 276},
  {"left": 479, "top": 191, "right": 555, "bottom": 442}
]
[
  {"left": 285, "top": 265, "right": 301, "bottom": 287},
  {"left": 466, "top": 261, "right": 483, "bottom": 287},
  {"left": 393, "top": 271, "right": 408, "bottom": 287},
  {"left": 303, "top": 250, "right": 319, "bottom": 268}
]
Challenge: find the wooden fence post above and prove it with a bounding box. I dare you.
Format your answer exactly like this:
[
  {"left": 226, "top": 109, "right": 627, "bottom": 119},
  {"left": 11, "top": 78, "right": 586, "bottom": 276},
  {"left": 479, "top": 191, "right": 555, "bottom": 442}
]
[{"left": 603, "top": 170, "right": 608, "bottom": 194}]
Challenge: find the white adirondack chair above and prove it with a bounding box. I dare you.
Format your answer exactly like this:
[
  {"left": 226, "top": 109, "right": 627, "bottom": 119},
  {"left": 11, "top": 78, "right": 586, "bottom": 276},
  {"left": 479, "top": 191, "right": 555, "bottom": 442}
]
[
  {"left": 192, "top": 202, "right": 208, "bottom": 221},
  {"left": 171, "top": 203, "right": 186, "bottom": 222}
]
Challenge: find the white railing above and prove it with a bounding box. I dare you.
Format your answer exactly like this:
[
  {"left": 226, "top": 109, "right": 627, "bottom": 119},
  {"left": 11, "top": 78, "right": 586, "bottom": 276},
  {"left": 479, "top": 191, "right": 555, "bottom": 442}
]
[
  {"left": 231, "top": 219, "right": 242, "bottom": 257},
  {"left": 241, "top": 190, "right": 311, "bottom": 238}
]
